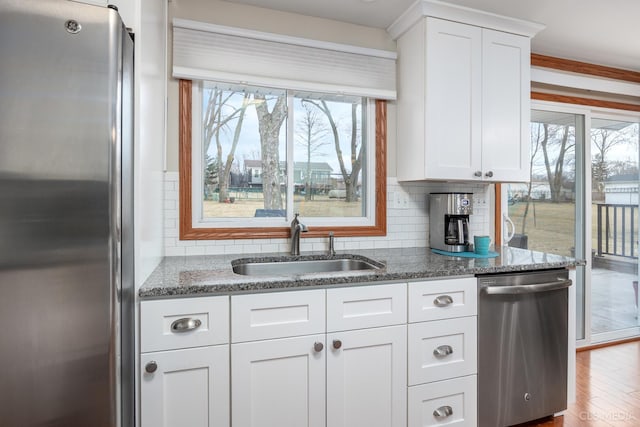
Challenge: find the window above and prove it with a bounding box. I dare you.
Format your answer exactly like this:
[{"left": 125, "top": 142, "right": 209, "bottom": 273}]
[{"left": 179, "top": 80, "right": 387, "bottom": 240}]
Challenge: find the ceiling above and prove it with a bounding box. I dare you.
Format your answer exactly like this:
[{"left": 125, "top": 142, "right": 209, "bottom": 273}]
[{"left": 223, "top": 0, "right": 640, "bottom": 72}]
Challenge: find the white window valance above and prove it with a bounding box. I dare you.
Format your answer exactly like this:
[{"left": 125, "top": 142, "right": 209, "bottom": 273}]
[{"left": 172, "top": 19, "right": 397, "bottom": 100}]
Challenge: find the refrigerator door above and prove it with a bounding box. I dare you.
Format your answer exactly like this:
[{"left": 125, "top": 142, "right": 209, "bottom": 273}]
[{"left": 0, "top": 1, "right": 132, "bottom": 426}]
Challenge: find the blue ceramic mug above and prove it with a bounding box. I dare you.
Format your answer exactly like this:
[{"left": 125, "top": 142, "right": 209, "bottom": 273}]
[{"left": 474, "top": 235, "right": 492, "bottom": 255}]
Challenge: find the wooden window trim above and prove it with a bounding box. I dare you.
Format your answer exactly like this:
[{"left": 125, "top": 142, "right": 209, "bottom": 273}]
[
  {"left": 531, "top": 53, "right": 640, "bottom": 84},
  {"left": 496, "top": 55, "right": 640, "bottom": 246},
  {"left": 179, "top": 79, "right": 387, "bottom": 240}
]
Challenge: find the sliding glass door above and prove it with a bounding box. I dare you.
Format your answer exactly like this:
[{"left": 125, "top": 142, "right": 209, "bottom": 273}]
[
  {"left": 590, "top": 116, "right": 640, "bottom": 342},
  {"left": 504, "top": 104, "right": 640, "bottom": 345},
  {"left": 504, "top": 108, "right": 585, "bottom": 339}
]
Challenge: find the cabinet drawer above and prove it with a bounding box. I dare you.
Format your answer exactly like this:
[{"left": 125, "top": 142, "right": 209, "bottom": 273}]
[
  {"left": 408, "top": 316, "right": 477, "bottom": 385},
  {"left": 231, "top": 289, "right": 325, "bottom": 342},
  {"left": 141, "top": 296, "right": 229, "bottom": 353},
  {"left": 327, "top": 283, "right": 407, "bottom": 332},
  {"left": 408, "top": 375, "right": 477, "bottom": 427},
  {"left": 408, "top": 277, "right": 477, "bottom": 322}
]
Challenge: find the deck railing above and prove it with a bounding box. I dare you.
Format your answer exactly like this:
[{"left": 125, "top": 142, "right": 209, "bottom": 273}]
[{"left": 596, "top": 203, "right": 638, "bottom": 259}]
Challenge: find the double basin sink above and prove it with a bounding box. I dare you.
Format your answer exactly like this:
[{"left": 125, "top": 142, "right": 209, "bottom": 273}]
[{"left": 232, "top": 255, "right": 384, "bottom": 276}]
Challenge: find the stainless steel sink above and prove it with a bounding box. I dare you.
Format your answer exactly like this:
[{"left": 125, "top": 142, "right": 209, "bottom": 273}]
[{"left": 232, "top": 255, "right": 383, "bottom": 276}]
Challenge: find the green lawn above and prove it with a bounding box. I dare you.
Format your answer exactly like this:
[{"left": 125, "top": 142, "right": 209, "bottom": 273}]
[{"left": 508, "top": 201, "right": 638, "bottom": 257}]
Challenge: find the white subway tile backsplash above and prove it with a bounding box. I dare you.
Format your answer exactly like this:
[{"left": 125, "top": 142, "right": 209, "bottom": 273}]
[
  {"left": 165, "top": 246, "right": 186, "bottom": 257},
  {"left": 162, "top": 173, "right": 492, "bottom": 256}
]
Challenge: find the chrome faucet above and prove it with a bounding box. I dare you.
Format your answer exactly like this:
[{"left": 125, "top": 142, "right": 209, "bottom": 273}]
[
  {"left": 290, "top": 213, "right": 308, "bottom": 255},
  {"left": 328, "top": 232, "right": 336, "bottom": 256}
]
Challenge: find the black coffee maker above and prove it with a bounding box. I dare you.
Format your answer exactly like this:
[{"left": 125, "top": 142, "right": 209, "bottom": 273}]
[{"left": 429, "top": 193, "right": 473, "bottom": 252}]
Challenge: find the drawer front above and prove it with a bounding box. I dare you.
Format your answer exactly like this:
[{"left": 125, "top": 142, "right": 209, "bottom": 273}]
[
  {"left": 408, "top": 375, "right": 477, "bottom": 427},
  {"left": 231, "top": 289, "right": 325, "bottom": 342},
  {"left": 408, "top": 278, "right": 477, "bottom": 322},
  {"left": 408, "top": 316, "right": 477, "bottom": 385},
  {"left": 141, "top": 296, "right": 229, "bottom": 353},
  {"left": 327, "top": 283, "right": 407, "bottom": 332}
]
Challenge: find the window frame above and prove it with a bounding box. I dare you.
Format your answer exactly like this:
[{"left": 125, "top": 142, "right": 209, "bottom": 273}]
[{"left": 178, "top": 79, "right": 387, "bottom": 240}]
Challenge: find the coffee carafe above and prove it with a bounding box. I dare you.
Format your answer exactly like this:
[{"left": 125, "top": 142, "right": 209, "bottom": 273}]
[{"left": 429, "top": 193, "right": 473, "bottom": 252}]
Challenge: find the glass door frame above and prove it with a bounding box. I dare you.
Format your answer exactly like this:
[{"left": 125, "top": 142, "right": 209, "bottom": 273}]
[{"left": 587, "top": 109, "right": 640, "bottom": 344}]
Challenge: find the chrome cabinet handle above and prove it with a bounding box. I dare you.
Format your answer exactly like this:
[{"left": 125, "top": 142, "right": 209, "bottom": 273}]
[
  {"left": 314, "top": 342, "right": 324, "bottom": 352},
  {"left": 473, "top": 171, "right": 482, "bottom": 177},
  {"left": 433, "top": 405, "right": 453, "bottom": 419},
  {"left": 433, "top": 344, "right": 453, "bottom": 358},
  {"left": 485, "top": 171, "right": 494, "bottom": 178},
  {"left": 332, "top": 339, "right": 342, "bottom": 350},
  {"left": 170, "top": 317, "right": 202, "bottom": 333},
  {"left": 145, "top": 361, "right": 158, "bottom": 374},
  {"left": 433, "top": 295, "right": 453, "bottom": 307}
]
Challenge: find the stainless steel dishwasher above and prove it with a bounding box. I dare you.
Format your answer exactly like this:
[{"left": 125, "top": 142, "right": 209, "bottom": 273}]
[{"left": 478, "top": 269, "right": 571, "bottom": 427}]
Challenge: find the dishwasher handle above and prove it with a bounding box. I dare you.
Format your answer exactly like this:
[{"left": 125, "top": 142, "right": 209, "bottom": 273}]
[{"left": 482, "top": 278, "right": 571, "bottom": 295}]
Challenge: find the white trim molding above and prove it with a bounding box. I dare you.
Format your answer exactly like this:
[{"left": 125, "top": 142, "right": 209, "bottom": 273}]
[{"left": 388, "top": 0, "right": 545, "bottom": 40}]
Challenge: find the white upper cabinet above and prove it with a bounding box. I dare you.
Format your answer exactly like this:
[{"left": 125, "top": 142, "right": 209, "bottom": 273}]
[{"left": 391, "top": 0, "right": 543, "bottom": 183}]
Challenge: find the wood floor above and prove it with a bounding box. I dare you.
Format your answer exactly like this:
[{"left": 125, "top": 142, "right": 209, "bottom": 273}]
[{"left": 520, "top": 340, "right": 640, "bottom": 426}]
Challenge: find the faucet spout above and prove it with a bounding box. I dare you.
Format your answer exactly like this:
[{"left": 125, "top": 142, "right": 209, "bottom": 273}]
[{"left": 290, "top": 213, "right": 308, "bottom": 255}]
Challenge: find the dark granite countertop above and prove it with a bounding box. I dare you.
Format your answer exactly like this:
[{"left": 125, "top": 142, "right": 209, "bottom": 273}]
[{"left": 139, "top": 247, "right": 583, "bottom": 299}]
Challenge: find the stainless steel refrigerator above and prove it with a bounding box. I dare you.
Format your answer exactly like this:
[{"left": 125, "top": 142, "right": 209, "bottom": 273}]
[{"left": 0, "top": 1, "right": 134, "bottom": 426}]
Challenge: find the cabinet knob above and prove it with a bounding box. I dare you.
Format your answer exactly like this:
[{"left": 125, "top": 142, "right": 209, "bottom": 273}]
[
  {"left": 433, "top": 344, "right": 454, "bottom": 358},
  {"left": 145, "top": 361, "right": 158, "bottom": 374},
  {"left": 473, "top": 171, "right": 482, "bottom": 177},
  {"left": 484, "top": 171, "right": 494, "bottom": 178},
  {"left": 332, "top": 339, "right": 342, "bottom": 350},
  {"left": 313, "top": 342, "right": 324, "bottom": 352},
  {"left": 433, "top": 295, "right": 453, "bottom": 307},
  {"left": 433, "top": 405, "right": 453, "bottom": 419}
]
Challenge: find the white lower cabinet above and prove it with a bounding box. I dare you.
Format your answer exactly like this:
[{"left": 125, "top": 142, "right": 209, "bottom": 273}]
[
  {"left": 327, "top": 325, "right": 407, "bottom": 427},
  {"left": 141, "top": 278, "right": 480, "bottom": 427},
  {"left": 407, "top": 277, "right": 478, "bottom": 427},
  {"left": 231, "top": 334, "right": 326, "bottom": 427},
  {"left": 408, "top": 375, "right": 478, "bottom": 427},
  {"left": 231, "top": 283, "right": 408, "bottom": 427},
  {"left": 141, "top": 345, "right": 230, "bottom": 427},
  {"left": 140, "top": 296, "right": 230, "bottom": 427}
]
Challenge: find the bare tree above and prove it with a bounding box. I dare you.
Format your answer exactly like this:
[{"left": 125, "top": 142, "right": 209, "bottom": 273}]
[
  {"left": 297, "top": 102, "right": 330, "bottom": 200},
  {"left": 202, "top": 89, "right": 249, "bottom": 202},
  {"left": 254, "top": 94, "right": 287, "bottom": 210},
  {"left": 520, "top": 122, "right": 544, "bottom": 234},
  {"left": 591, "top": 127, "right": 631, "bottom": 191},
  {"left": 541, "top": 124, "right": 574, "bottom": 202},
  {"left": 305, "top": 100, "right": 362, "bottom": 202}
]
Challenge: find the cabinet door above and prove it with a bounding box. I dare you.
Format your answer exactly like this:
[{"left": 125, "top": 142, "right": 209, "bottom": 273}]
[
  {"left": 327, "top": 325, "right": 407, "bottom": 427},
  {"left": 141, "top": 346, "right": 229, "bottom": 427},
  {"left": 481, "top": 29, "right": 530, "bottom": 182},
  {"left": 232, "top": 335, "right": 326, "bottom": 427},
  {"left": 425, "top": 17, "right": 482, "bottom": 181}
]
